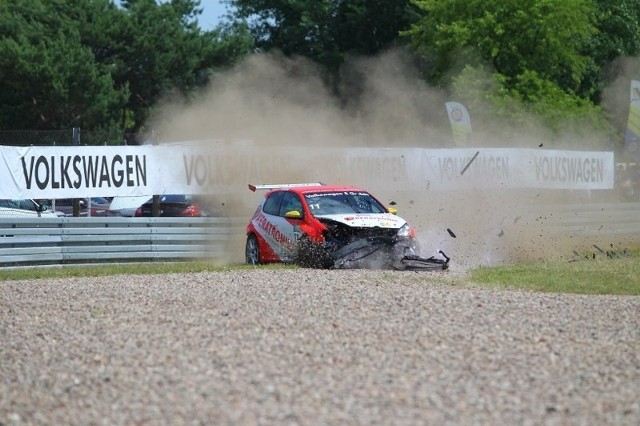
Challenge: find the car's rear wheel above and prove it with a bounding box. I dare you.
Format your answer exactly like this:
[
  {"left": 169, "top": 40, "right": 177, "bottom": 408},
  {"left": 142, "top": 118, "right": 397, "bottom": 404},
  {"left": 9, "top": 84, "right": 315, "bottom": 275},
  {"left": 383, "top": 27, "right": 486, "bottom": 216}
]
[{"left": 245, "top": 234, "right": 260, "bottom": 265}]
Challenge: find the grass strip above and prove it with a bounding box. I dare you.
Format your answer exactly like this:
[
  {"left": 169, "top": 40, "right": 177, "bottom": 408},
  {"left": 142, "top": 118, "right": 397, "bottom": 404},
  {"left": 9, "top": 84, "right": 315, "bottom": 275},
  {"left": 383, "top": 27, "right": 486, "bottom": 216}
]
[
  {"left": 469, "top": 250, "right": 640, "bottom": 295},
  {"left": 0, "top": 261, "right": 292, "bottom": 282},
  {"left": 1, "top": 251, "right": 639, "bottom": 296}
]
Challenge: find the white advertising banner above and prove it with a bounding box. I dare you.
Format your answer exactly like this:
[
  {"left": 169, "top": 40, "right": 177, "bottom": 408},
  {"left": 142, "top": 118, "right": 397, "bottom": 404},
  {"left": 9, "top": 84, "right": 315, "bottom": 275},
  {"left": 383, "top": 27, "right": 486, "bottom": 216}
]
[
  {"left": 337, "top": 147, "right": 614, "bottom": 191},
  {"left": 0, "top": 144, "right": 201, "bottom": 199},
  {"left": 0, "top": 144, "right": 614, "bottom": 199}
]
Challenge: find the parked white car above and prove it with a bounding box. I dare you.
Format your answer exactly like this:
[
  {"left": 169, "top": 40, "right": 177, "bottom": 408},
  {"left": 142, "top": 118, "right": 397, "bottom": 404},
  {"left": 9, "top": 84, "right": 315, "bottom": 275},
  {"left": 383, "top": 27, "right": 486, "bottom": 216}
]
[{"left": 0, "top": 199, "right": 62, "bottom": 218}]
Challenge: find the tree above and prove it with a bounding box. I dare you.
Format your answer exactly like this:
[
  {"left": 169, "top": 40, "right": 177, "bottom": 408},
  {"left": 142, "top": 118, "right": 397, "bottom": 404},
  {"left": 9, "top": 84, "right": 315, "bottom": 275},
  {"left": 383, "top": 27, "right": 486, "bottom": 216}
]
[
  {"left": 584, "top": 0, "right": 640, "bottom": 104},
  {"left": 406, "top": 0, "right": 596, "bottom": 90},
  {"left": 591, "top": 0, "right": 640, "bottom": 65},
  {"left": 0, "top": 0, "right": 253, "bottom": 134},
  {"left": 0, "top": 0, "right": 124, "bottom": 131},
  {"left": 108, "top": 0, "right": 253, "bottom": 133},
  {"left": 229, "top": 0, "right": 419, "bottom": 72}
]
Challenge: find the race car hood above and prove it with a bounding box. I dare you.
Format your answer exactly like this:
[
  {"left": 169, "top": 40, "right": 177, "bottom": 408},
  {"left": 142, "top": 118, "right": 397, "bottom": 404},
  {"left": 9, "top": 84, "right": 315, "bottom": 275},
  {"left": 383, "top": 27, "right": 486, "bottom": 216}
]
[{"left": 314, "top": 213, "right": 407, "bottom": 229}]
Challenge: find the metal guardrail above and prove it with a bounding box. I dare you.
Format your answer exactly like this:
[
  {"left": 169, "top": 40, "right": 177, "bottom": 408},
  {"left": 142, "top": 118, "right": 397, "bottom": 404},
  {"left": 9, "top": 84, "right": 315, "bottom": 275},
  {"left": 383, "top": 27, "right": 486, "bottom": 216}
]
[
  {"left": 0, "top": 203, "right": 638, "bottom": 268},
  {"left": 0, "top": 217, "right": 241, "bottom": 267}
]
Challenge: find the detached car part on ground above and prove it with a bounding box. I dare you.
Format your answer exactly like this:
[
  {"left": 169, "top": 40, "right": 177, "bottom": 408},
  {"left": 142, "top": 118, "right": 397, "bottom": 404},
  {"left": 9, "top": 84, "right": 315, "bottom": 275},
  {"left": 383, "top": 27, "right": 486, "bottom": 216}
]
[{"left": 245, "top": 183, "right": 449, "bottom": 271}]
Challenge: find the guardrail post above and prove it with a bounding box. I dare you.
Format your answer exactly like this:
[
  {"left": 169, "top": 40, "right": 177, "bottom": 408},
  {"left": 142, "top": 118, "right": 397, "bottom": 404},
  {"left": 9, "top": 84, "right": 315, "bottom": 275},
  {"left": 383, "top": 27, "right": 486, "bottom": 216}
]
[
  {"left": 152, "top": 195, "right": 160, "bottom": 217},
  {"left": 72, "top": 128, "right": 81, "bottom": 217}
]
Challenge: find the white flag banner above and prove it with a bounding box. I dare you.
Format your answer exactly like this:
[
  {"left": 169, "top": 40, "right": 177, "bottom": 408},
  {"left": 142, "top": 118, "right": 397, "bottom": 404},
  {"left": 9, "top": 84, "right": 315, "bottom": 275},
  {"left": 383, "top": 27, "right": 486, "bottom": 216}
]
[
  {"left": 445, "top": 101, "right": 472, "bottom": 145},
  {"left": 631, "top": 80, "right": 640, "bottom": 102},
  {"left": 625, "top": 80, "right": 640, "bottom": 155}
]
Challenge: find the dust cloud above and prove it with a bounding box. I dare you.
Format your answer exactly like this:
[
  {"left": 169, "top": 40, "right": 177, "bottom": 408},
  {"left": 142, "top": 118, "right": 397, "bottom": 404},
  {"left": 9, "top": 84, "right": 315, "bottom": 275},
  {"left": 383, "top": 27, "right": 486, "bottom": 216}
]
[
  {"left": 149, "top": 49, "right": 623, "bottom": 271},
  {"left": 153, "top": 50, "right": 453, "bottom": 148}
]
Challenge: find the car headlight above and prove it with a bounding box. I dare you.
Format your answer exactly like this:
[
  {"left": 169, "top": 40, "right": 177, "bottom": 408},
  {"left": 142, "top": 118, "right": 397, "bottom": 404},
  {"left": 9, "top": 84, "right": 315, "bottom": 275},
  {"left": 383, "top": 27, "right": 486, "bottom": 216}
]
[{"left": 397, "top": 223, "right": 414, "bottom": 238}]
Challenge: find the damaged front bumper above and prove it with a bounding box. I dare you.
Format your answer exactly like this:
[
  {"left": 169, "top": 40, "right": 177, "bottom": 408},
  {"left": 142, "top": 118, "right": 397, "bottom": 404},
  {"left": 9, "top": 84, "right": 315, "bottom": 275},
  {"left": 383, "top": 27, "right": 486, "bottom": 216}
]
[{"left": 331, "top": 236, "right": 450, "bottom": 271}]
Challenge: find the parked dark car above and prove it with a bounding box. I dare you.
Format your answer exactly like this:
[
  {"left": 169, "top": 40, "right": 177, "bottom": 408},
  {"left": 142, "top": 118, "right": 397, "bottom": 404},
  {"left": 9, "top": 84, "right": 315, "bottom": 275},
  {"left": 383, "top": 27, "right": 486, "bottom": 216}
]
[{"left": 133, "top": 194, "right": 214, "bottom": 217}]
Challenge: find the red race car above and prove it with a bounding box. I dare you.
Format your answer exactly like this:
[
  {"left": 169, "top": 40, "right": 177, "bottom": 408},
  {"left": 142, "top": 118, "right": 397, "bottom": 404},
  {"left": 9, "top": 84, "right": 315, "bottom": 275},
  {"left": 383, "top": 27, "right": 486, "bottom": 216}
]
[{"left": 245, "top": 183, "right": 449, "bottom": 270}]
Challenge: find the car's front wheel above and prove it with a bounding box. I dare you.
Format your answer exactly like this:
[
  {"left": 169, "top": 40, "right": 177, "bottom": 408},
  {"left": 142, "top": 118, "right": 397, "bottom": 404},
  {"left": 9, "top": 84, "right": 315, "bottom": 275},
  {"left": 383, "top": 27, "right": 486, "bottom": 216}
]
[{"left": 245, "top": 234, "right": 261, "bottom": 265}]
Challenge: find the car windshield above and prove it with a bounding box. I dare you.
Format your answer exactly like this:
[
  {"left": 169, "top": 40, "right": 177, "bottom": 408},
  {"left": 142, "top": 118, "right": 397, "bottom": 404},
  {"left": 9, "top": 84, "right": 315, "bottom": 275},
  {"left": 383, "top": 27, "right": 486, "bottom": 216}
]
[{"left": 304, "top": 191, "right": 387, "bottom": 215}]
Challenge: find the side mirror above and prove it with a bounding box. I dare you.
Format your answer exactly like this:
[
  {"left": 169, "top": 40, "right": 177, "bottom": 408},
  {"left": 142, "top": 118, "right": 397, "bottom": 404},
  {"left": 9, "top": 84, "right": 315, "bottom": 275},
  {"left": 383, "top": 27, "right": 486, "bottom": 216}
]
[
  {"left": 285, "top": 210, "right": 302, "bottom": 219},
  {"left": 388, "top": 200, "right": 398, "bottom": 215}
]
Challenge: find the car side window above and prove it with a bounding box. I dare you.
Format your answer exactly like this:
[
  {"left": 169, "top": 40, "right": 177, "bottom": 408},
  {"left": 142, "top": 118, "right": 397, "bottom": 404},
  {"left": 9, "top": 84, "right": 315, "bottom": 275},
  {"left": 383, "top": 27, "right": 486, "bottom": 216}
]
[
  {"left": 279, "top": 192, "right": 303, "bottom": 217},
  {"left": 18, "top": 200, "right": 35, "bottom": 210},
  {"left": 263, "top": 191, "right": 285, "bottom": 216}
]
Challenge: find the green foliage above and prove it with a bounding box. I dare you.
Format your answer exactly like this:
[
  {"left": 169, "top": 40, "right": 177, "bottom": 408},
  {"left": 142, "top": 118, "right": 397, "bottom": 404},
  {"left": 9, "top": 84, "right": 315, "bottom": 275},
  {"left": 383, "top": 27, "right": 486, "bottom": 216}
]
[
  {"left": 584, "top": 0, "right": 640, "bottom": 108},
  {"left": 0, "top": 0, "right": 124, "bottom": 130},
  {"left": 407, "top": 0, "right": 596, "bottom": 89},
  {"left": 451, "top": 66, "right": 613, "bottom": 141},
  {"left": 0, "top": 261, "right": 295, "bottom": 282},
  {"left": 591, "top": 0, "right": 640, "bottom": 65},
  {"left": 0, "top": 0, "right": 636, "bottom": 140},
  {"left": 405, "top": 0, "right": 622, "bottom": 140},
  {"left": 0, "top": 0, "right": 252, "bottom": 134},
  {"left": 504, "top": 71, "right": 610, "bottom": 134},
  {"left": 100, "top": 0, "right": 252, "bottom": 132}
]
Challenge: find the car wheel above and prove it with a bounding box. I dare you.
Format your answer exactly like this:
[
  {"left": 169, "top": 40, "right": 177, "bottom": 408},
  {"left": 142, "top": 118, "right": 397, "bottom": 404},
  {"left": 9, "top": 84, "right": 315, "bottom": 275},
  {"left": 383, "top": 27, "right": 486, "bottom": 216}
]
[{"left": 245, "top": 234, "right": 261, "bottom": 265}]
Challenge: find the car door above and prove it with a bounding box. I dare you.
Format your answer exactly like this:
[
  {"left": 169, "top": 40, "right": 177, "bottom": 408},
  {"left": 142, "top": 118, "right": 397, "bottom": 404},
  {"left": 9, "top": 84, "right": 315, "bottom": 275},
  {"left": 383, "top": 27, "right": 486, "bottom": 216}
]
[
  {"left": 278, "top": 191, "right": 304, "bottom": 246},
  {"left": 252, "top": 190, "right": 303, "bottom": 262}
]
